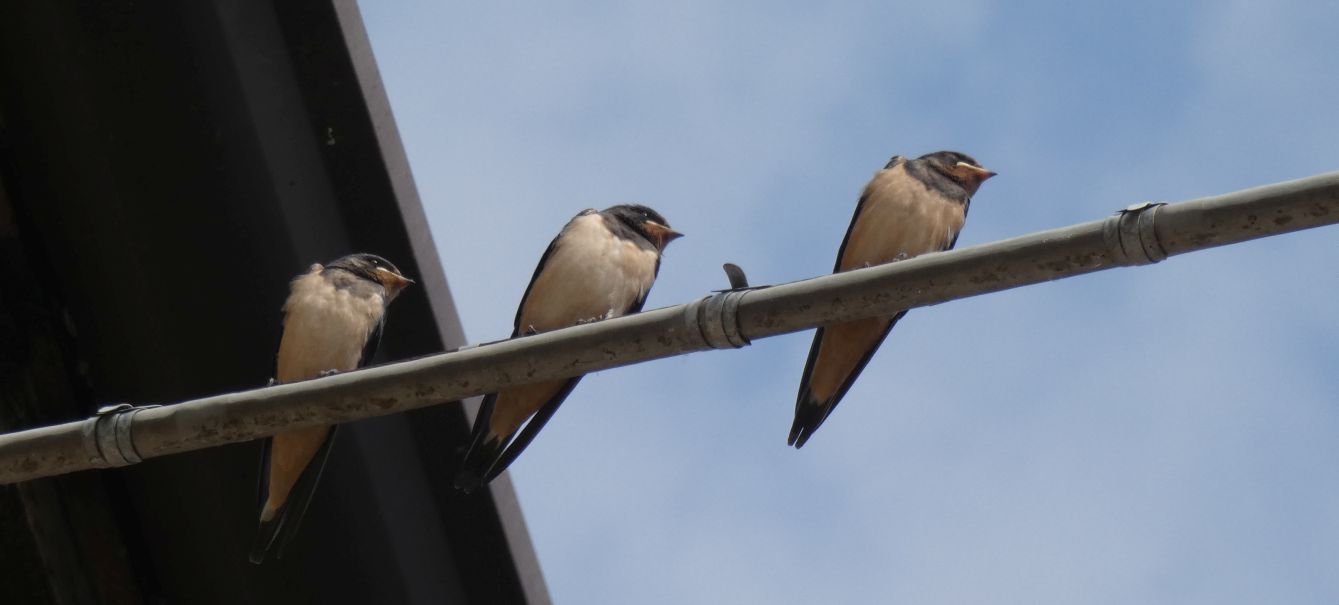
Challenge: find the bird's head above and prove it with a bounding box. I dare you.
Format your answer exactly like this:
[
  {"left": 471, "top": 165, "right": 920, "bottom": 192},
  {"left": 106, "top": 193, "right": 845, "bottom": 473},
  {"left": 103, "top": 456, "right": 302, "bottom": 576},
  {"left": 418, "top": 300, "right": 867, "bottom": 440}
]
[
  {"left": 327, "top": 253, "right": 414, "bottom": 300},
  {"left": 920, "top": 151, "right": 996, "bottom": 195},
  {"left": 605, "top": 204, "right": 683, "bottom": 251}
]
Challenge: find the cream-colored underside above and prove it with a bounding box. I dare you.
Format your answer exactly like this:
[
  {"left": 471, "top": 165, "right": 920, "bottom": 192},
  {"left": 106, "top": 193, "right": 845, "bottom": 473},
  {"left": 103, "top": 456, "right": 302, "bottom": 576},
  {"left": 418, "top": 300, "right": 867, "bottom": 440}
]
[
  {"left": 490, "top": 212, "right": 658, "bottom": 437},
  {"left": 808, "top": 164, "right": 966, "bottom": 402},
  {"left": 262, "top": 267, "right": 383, "bottom": 521}
]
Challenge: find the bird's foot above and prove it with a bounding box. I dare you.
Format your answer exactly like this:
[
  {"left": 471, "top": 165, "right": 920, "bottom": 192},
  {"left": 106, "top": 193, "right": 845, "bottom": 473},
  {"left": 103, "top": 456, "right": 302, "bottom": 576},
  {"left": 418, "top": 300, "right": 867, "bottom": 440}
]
[{"left": 318, "top": 369, "right": 341, "bottom": 378}]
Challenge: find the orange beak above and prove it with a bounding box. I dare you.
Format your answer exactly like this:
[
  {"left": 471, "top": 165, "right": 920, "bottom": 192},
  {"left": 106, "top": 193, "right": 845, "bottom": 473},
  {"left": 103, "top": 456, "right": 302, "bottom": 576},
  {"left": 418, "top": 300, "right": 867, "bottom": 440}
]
[
  {"left": 644, "top": 222, "right": 684, "bottom": 249},
  {"left": 376, "top": 267, "right": 414, "bottom": 293},
  {"left": 955, "top": 161, "right": 997, "bottom": 182}
]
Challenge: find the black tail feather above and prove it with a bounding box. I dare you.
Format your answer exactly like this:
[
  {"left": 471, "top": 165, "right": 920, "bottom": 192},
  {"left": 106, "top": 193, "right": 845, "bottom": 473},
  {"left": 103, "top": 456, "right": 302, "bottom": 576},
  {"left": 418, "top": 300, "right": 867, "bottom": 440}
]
[
  {"left": 790, "top": 327, "right": 831, "bottom": 449},
  {"left": 454, "top": 436, "right": 504, "bottom": 494},
  {"left": 789, "top": 392, "right": 830, "bottom": 449},
  {"left": 249, "top": 427, "right": 338, "bottom": 564},
  {"left": 455, "top": 378, "right": 583, "bottom": 491},
  {"left": 249, "top": 517, "right": 283, "bottom": 564},
  {"left": 482, "top": 379, "right": 578, "bottom": 483},
  {"left": 790, "top": 312, "right": 906, "bottom": 448},
  {"left": 454, "top": 394, "right": 501, "bottom": 493}
]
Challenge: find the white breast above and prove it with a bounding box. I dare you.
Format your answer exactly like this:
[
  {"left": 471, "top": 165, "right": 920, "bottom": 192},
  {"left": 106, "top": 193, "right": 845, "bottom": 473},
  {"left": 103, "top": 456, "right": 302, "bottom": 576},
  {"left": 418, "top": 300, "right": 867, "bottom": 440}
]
[
  {"left": 839, "top": 164, "right": 966, "bottom": 271},
  {"left": 518, "top": 212, "right": 659, "bottom": 333},
  {"left": 275, "top": 269, "right": 385, "bottom": 383}
]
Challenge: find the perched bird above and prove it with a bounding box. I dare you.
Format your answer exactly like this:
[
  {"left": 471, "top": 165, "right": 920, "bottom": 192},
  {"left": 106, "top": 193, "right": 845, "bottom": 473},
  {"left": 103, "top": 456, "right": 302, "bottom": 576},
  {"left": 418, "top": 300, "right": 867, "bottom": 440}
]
[
  {"left": 790, "top": 151, "right": 995, "bottom": 448},
  {"left": 250, "top": 253, "right": 412, "bottom": 563},
  {"left": 454, "top": 204, "right": 682, "bottom": 492}
]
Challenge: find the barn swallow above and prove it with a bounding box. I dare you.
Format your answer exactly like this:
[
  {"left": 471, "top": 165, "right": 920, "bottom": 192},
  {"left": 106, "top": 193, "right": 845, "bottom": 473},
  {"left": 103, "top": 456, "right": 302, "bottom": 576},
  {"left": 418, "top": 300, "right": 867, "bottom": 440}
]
[
  {"left": 453, "top": 204, "right": 682, "bottom": 493},
  {"left": 249, "top": 253, "right": 412, "bottom": 563},
  {"left": 790, "top": 151, "right": 995, "bottom": 448}
]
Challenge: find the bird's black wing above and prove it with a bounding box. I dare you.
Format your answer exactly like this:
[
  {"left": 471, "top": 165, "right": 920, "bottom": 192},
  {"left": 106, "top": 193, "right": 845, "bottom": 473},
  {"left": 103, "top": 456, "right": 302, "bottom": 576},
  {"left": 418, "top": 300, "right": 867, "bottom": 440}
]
[
  {"left": 791, "top": 157, "right": 920, "bottom": 447},
  {"left": 791, "top": 168, "right": 888, "bottom": 442},
  {"left": 829, "top": 157, "right": 903, "bottom": 274},
  {"left": 509, "top": 211, "right": 589, "bottom": 337},
  {"left": 359, "top": 316, "right": 386, "bottom": 367},
  {"left": 250, "top": 425, "right": 339, "bottom": 563},
  {"left": 481, "top": 375, "right": 583, "bottom": 483},
  {"left": 486, "top": 251, "right": 662, "bottom": 480},
  {"left": 638, "top": 251, "right": 663, "bottom": 312},
  {"left": 251, "top": 308, "right": 383, "bottom": 562},
  {"left": 790, "top": 312, "right": 906, "bottom": 447},
  {"left": 453, "top": 391, "right": 501, "bottom": 492},
  {"left": 946, "top": 197, "right": 971, "bottom": 250},
  {"left": 454, "top": 221, "right": 576, "bottom": 491},
  {"left": 794, "top": 190, "right": 970, "bottom": 447},
  {"left": 486, "top": 239, "right": 660, "bottom": 481}
]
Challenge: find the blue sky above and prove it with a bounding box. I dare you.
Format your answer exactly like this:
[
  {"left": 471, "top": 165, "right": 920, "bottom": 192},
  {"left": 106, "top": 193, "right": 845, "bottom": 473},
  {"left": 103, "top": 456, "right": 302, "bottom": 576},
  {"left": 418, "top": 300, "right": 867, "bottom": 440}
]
[{"left": 359, "top": 2, "right": 1339, "bottom": 602}]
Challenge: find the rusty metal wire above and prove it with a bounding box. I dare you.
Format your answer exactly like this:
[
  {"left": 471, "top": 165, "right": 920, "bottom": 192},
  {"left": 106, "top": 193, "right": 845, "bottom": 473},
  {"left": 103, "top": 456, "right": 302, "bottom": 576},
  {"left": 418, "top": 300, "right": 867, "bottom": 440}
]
[{"left": 2, "top": 170, "right": 1337, "bottom": 484}]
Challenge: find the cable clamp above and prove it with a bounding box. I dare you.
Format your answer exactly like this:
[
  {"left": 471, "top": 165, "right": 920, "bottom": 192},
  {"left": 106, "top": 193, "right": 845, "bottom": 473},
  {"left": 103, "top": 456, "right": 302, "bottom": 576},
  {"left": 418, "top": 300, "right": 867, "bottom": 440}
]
[
  {"left": 683, "top": 263, "right": 763, "bottom": 349},
  {"left": 81, "top": 403, "right": 159, "bottom": 468},
  {"left": 1103, "top": 202, "right": 1168, "bottom": 265}
]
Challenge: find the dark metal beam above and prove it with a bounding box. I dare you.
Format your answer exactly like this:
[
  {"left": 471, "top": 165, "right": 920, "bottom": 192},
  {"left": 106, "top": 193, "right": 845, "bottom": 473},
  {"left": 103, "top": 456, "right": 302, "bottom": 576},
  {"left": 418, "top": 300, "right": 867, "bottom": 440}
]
[{"left": 0, "top": 0, "right": 545, "bottom": 602}]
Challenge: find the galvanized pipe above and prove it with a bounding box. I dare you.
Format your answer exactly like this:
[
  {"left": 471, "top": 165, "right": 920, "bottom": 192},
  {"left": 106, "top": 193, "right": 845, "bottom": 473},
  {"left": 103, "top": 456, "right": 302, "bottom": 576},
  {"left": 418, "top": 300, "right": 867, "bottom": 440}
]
[{"left": 2, "top": 171, "right": 1337, "bottom": 484}]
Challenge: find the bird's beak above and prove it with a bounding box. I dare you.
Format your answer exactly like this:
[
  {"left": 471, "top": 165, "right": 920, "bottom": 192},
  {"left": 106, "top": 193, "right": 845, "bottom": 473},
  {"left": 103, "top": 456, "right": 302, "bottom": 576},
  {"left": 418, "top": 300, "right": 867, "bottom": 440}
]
[
  {"left": 376, "top": 267, "right": 414, "bottom": 292},
  {"left": 955, "top": 161, "right": 997, "bottom": 182},
  {"left": 645, "top": 222, "right": 684, "bottom": 249}
]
